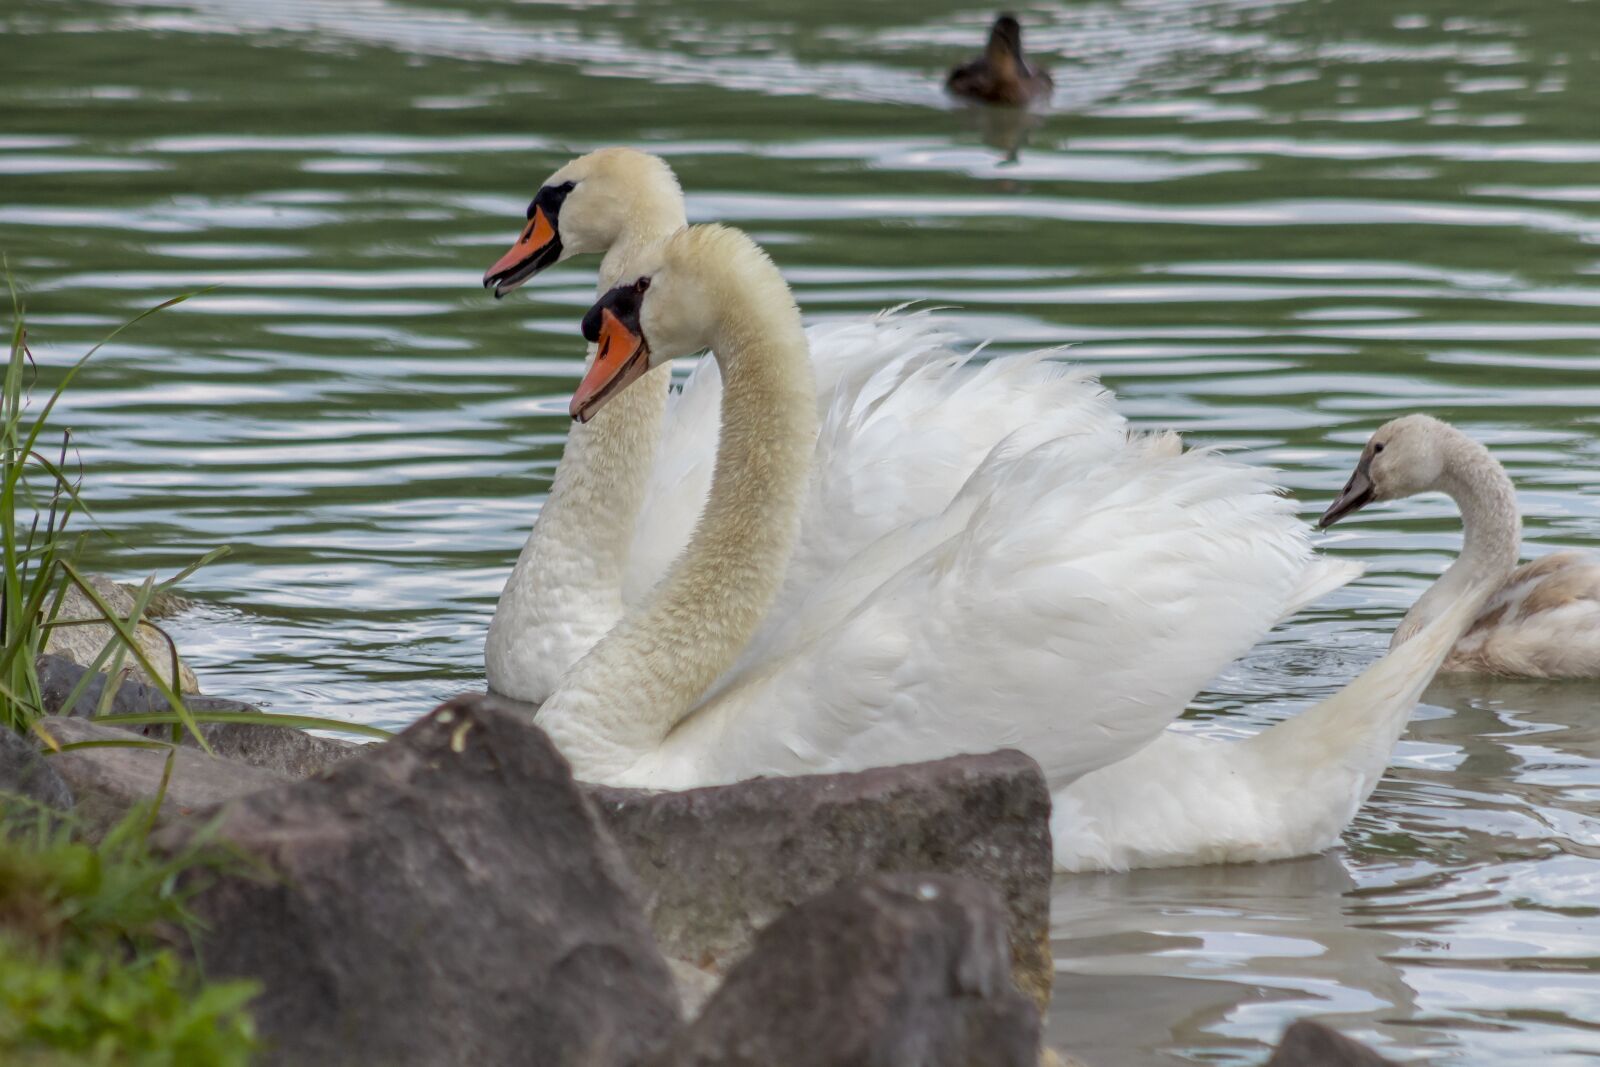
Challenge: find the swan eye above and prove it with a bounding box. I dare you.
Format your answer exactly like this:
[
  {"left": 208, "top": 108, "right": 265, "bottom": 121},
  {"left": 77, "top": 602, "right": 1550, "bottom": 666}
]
[
  {"left": 635, "top": 277, "right": 651, "bottom": 294},
  {"left": 1372, "top": 442, "right": 1385, "bottom": 454}
]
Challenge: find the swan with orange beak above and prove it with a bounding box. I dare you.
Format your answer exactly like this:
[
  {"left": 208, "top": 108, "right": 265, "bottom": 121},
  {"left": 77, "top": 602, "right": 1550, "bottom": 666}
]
[
  {"left": 481, "top": 148, "right": 688, "bottom": 298},
  {"left": 482, "top": 179, "right": 569, "bottom": 297},
  {"left": 572, "top": 276, "right": 654, "bottom": 423}
]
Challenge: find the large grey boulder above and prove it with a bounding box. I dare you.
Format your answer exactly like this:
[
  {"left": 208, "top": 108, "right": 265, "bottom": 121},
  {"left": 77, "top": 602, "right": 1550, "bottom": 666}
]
[
  {"left": 0, "top": 726, "right": 74, "bottom": 813},
  {"left": 651, "top": 873, "right": 1041, "bottom": 1067},
  {"left": 37, "top": 653, "right": 360, "bottom": 778},
  {"left": 35, "top": 716, "right": 288, "bottom": 837},
  {"left": 589, "top": 749, "right": 1054, "bottom": 1010},
  {"left": 157, "top": 695, "right": 680, "bottom": 1067},
  {"left": 1264, "top": 1021, "right": 1398, "bottom": 1066}
]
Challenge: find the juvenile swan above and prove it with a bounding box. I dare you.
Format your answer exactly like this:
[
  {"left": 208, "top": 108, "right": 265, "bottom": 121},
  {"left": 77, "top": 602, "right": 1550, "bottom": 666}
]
[
  {"left": 947, "top": 14, "right": 1054, "bottom": 107},
  {"left": 535, "top": 225, "right": 1357, "bottom": 874},
  {"left": 1051, "top": 415, "right": 1520, "bottom": 872},
  {"left": 1321, "top": 414, "right": 1600, "bottom": 678}
]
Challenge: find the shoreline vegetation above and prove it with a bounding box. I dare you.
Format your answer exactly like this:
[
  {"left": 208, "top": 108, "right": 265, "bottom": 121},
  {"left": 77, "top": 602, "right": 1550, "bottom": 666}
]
[{"left": 0, "top": 289, "right": 376, "bottom": 1065}]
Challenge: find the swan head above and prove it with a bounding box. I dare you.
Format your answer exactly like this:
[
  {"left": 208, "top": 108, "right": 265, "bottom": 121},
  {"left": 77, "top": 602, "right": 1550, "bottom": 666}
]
[
  {"left": 569, "top": 225, "right": 790, "bottom": 422},
  {"left": 482, "top": 148, "right": 685, "bottom": 299},
  {"left": 1319, "top": 414, "right": 1451, "bottom": 527}
]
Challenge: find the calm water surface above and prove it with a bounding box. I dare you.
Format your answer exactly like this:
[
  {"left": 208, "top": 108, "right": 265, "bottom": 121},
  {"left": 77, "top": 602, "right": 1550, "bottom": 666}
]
[{"left": 5, "top": 0, "right": 1599, "bottom": 1061}]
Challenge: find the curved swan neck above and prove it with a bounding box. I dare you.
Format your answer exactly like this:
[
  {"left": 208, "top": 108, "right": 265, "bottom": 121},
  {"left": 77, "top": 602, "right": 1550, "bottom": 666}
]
[
  {"left": 530, "top": 213, "right": 690, "bottom": 579},
  {"left": 532, "top": 175, "right": 688, "bottom": 545},
  {"left": 1392, "top": 428, "right": 1521, "bottom": 648},
  {"left": 1230, "top": 427, "right": 1520, "bottom": 828},
  {"left": 539, "top": 254, "right": 818, "bottom": 778},
  {"left": 484, "top": 184, "right": 686, "bottom": 702}
]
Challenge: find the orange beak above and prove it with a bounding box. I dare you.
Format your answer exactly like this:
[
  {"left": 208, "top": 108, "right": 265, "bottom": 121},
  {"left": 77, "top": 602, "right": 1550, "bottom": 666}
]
[
  {"left": 482, "top": 206, "right": 560, "bottom": 298},
  {"left": 571, "top": 308, "right": 651, "bottom": 423}
]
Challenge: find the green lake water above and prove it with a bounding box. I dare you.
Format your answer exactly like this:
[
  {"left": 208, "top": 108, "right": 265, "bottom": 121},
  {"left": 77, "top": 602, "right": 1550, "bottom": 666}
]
[{"left": 4, "top": 0, "right": 1599, "bottom": 1061}]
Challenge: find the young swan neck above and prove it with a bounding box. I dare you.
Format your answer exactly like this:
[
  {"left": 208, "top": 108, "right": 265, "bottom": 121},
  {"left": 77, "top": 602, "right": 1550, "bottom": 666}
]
[
  {"left": 537, "top": 236, "right": 818, "bottom": 780},
  {"left": 1392, "top": 426, "right": 1521, "bottom": 648},
  {"left": 1220, "top": 428, "right": 1519, "bottom": 854},
  {"left": 484, "top": 156, "right": 687, "bottom": 703}
]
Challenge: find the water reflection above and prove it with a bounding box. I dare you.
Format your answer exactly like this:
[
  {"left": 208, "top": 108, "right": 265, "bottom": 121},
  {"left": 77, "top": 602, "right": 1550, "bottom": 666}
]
[
  {"left": 1052, "top": 855, "right": 1418, "bottom": 1065},
  {"left": 1052, "top": 672, "right": 1600, "bottom": 1064}
]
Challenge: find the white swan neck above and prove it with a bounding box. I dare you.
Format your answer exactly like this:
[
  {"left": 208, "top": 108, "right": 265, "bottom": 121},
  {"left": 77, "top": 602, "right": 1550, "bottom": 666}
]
[
  {"left": 484, "top": 205, "right": 684, "bottom": 702},
  {"left": 1392, "top": 428, "right": 1521, "bottom": 648},
  {"left": 539, "top": 268, "right": 818, "bottom": 778},
  {"left": 529, "top": 218, "right": 688, "bottom": 572},
  {"left": 536, "top": 194, "right": 689, "bottom": 556}
]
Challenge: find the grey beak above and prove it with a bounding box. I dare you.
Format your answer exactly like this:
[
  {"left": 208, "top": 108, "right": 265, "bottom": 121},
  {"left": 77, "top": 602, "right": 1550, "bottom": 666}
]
[{"left": 1319, "top": 460, "right": 1375, "bottom": 528}]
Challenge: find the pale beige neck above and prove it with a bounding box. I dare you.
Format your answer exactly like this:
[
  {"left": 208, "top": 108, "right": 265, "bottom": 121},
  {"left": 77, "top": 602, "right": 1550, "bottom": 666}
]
[
  {"left": 538, "top": 290, "right": 817, "bottom": 778},
  {"left": 499, "top": 213, "right": 686, "bottom": 607},
  {"left": 1393, "top": 429, "right": 1521, "bottom": 647}
]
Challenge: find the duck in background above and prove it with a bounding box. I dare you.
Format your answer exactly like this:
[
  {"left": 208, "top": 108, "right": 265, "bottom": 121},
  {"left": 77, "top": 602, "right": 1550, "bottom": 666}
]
[
  {"left": 1320, "top": 414, "right": 1600, "bottom": 679},
  {"left": 947, "top": 13, "right": 1054, "bottom": 107}
]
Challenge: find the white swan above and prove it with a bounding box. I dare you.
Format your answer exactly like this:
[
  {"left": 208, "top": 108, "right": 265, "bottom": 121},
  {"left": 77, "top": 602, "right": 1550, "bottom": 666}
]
[
  {"left": 1334, "top": 416, "right": 1600, "bottom": 678},
  {"left": 1052, "top": 414, "right": 1519, "bottom": 872},
  {"left": 482, "top": 148, "right": 681, "bottom": 705},
  {"left": 480, "top": 149, "right": 1094, "bottom": 705},
  {"left": 535, "top": 225, "right": 1357, "bottom": 862}
]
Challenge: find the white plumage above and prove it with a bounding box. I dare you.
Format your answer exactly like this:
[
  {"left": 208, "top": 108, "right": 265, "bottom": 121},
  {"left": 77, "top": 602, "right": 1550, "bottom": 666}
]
[
  {"left": 483, "top": 152, "right": 1420, "bottom": 876},
  {"left": 631, "top": 427, "right": 1338, "bottom": 795},
  {"left": 535, "top": 224, "right": 1374, "bottom": 879}
]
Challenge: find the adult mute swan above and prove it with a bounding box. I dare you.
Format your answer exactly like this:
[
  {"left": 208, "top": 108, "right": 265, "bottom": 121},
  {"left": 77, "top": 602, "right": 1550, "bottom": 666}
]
[
  {"left": 947, "top": 14, "right": 1054, "bottom": 107},
  {"left": 1052, "top": 415, "right": 1521, "bottom": 872},
  {"left": 1325, "top": 415, "right": 1600, "bottom": 678},
  {"left": 481, "top": 150, "right": 967, "bottom": 703},
  {"left": 534, "top": 225, "right": 1355, "bottom": 845},
  {"left": 481, "top": 148, "right": 682, "bottom": 705},
  {"left": 483, "top": 148, "right": 1285, "bottom": 708}
]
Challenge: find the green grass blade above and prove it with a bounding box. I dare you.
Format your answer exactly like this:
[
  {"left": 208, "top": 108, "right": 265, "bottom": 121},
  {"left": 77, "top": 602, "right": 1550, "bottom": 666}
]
[{"left": 58, "top": 561, "right": 211, "bottom": 755}]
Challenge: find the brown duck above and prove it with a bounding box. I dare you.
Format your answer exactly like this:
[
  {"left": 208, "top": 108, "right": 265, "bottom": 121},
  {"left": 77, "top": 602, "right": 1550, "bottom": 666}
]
[{"left": 946, "top": 13, "right": 1054, "bottom": 107}]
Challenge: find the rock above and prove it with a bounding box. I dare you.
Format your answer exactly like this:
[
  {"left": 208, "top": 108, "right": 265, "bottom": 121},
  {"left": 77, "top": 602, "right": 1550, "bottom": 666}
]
[
  {"left": 36, "top": 653, "right": 361, "bottom": 778},
  {"left": 650, "top": 873, "right": 1041, "bottom": 1067},
  {"left": 38, "top": 653, "right": 241, "bottom": 717},
  {"left": 1265, "top": 1021, "right": 1398, "bottom": 1067},
  {"left": 589, "top": 749, "right": 1054, "bottom": 1010},
  {"left": 41, "top": 574, "right": 200, "bottom": 693},
  {"left": 184, "top": 721, "right": 362, "bottom": 778},
  {"left": 33, "top": 717, "right": 288, "bottom": 838},
  {"left": 0, "top": 726, "right": 74, "bottom": 813},
  {"left": 156, "top": 695, "right": 680, "bottom": 1067},
  {"left": 667, "top": 959, "right": 722, "bottom": 1022}
]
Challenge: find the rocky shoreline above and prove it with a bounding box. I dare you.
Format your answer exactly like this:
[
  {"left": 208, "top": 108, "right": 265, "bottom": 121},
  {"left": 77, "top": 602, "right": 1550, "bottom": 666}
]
[{"left": 2, "top": 654, "right": 1398, "bottom": 1066}]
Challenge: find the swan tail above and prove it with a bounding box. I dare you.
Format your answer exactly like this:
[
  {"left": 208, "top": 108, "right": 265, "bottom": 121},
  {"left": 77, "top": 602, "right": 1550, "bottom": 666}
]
[{"left": 1278, "top": 559, "right": 1364, "bottom": 622}]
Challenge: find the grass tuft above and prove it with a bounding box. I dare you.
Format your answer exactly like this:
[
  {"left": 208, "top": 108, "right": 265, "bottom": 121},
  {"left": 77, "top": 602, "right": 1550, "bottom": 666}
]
[
  {"left": 0, "top": 803, "right": 259, "bottom": 1065},
  {"left": 1, "top": 271, "right": 390, "bottom": 746},
  {"left": 0, "top": 272, "right": 217, "bottom": 738}
]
